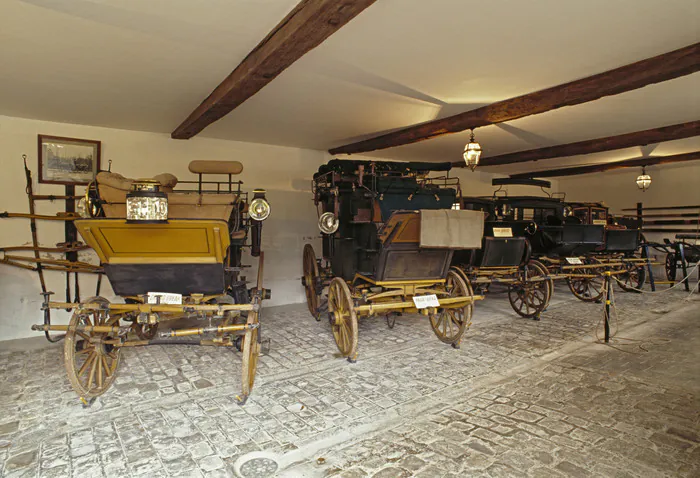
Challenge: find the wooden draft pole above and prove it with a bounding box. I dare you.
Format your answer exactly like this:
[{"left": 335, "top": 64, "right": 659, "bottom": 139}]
[
  {"left": 508, "top": 151, "right": 700, "bottom": 179},
  {"left": 330, "top": 43, "right": 700, "bottom": 155},
  {"left": 172, "top": 0, "right": 377, "bottom": 139},
  {"left": 454, "top": 120, "right": 700, "bottom": 167}
]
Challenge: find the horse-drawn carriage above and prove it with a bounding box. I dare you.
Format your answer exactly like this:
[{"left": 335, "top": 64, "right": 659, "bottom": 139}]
[
  {"left": 32, "top": 160, "right": 271, "bottom": 405},
  {"left": 302, "top": 160, "right": 484, "bottom": 361}
]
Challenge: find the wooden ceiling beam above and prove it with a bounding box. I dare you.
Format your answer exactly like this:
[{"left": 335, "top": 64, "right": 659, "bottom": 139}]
[
  {"left": 172, "top": 0, "right": 376, "bottom": 140},
  {"left": 329, "top": 43, "right": 700, "bottom": 155},
  {"left": 508, "top": 151, "right": 700, "bottom": 179},
  {"left": 455, "top": 120, "right": 700, "bottom": 167}
]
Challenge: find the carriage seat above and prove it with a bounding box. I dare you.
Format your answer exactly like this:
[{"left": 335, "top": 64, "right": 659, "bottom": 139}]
[{"left": 96, "top": 169, "right": 238, "bottom": 221}]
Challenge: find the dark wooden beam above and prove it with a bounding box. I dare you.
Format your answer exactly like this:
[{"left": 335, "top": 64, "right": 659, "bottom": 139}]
[
  {"left": 172, "top": 0, "right": 376, "bottom": 140},
  {"left": 329, "top": 43, "right": 700, "bottom": 155},
  {"left": 509, "top": 151, "right": 700, "bottom": 179},
  {"left": 456, "top": 120, "right": 700, "bottom": 167}
]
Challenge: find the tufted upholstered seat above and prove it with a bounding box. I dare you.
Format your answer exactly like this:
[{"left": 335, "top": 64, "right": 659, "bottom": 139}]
[{"left": 96, "top": 166, "right": 239, "bottom": 221}]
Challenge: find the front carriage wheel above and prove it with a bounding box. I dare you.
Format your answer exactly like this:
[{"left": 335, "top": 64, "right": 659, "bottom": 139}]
[
  {"left": 567, "top": 260, "right": 604, "bottom": 302},
  {"left": 328, "top": 278, "right": 358, "bottom": 361},
  {"left": 430, "top": 270, "right": 472, "bottom": 346},
  {"left": 508, "top": 261, "right": 551, "bottom": 319},
  {"left": 64, "top": 297, "right": 121, "bottom": 401},
  {"left": 617, "top": 261, "right": 646, "bottom": 293},
  {"left": 239, "top": 310, "right": 261, "bottom": 404},
  {"left": 302, "top": 244, "right": 322, "bottom": 320},
  {"left": 665, "top": 253, "right": 677, "bottom": 282}
]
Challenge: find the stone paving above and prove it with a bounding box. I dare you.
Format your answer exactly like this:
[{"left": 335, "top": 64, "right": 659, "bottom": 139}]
[{"left": 0, "top": 281, "right": 698, "bottom": 478}]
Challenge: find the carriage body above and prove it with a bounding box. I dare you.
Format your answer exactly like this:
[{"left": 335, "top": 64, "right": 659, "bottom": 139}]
[
  {"left": 303, "top": 160, "right": 484, "bottom": 360},
  {"left": 34, "top": 160, "right": 271, "bottom": 404}
]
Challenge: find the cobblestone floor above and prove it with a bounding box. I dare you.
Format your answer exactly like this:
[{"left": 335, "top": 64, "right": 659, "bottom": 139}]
[{"left": 0, "top": 281, "right": 698, "bottom": 478}]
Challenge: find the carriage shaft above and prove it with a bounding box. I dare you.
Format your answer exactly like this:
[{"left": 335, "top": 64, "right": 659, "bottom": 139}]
[
  {"left": 161, "top": 323, "right": 251, "bottom": 338},
  {"left": 47, "top": 301, "right": 257, "bottom": 313},
  {"left": 355, "top": 295, "right": 484, "bottom": 315},
  {"left": 31, "top": 324, "right": 123, "bottom": 334}
]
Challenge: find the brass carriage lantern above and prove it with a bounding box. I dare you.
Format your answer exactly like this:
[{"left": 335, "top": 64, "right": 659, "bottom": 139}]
[
  {"left": 463, "top": 129, "right": 482, "bottom": 171},
  {"left": 126, "top": 179, "right": 168, "bottom": 223},
  {"left": 636, "top": 167, "right": 651, "bottom": 192}
]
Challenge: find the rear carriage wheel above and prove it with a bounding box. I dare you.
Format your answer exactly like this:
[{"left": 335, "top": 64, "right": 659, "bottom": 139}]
[
  {"left": 617, "top": 261, "right": 646, "bottom": 293},
  {"left": 302, "top": 244, "right": 322, "bottom": 320},
  {"left": 430, "top": 270, "right": 472, "bottom": 346},
  {"left": 238, "top": 310, "right": 261, "bottom": 405},
  {"left": 508, "top": 261, "right": 551, "bottom": 319},
  {"left": 567, "top": 260, "right": 604, "bottom": 302},
  {"left": 328, "top": 278, "right": 358, "bottom": 361},
  {"left": 63, "top": 297, "right": 121, "bottom": 402},
  {"left": 665, "top": 252, "right": 677, "bottom": 282}
]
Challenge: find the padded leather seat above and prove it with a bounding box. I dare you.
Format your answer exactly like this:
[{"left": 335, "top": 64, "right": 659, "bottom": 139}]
[{"left": 96, "top": 170, "right": 238, "bottom": 221}]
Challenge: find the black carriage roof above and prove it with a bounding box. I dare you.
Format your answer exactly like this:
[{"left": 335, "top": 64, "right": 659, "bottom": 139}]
[
  {"left": 569, "top": 201, "right": 608, "bottom": 209},
  {"left": 314, "top": 159, "right": 452, "bottom": 179}
]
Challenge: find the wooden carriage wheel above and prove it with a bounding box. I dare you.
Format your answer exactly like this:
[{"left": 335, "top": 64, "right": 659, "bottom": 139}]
[
  {"left": 567, "top": 260, "right": 604, "bottom": 302},
  {"left": 665, "top": 252, "right": 677, "bottom": 282},
  {"left": 302, "top": 244, "right": 322, "bottom": 320},
  {"left": 63, "top": 297, "right": 121, "bottom": 402},
  {"left": 616, "top": 261, "right": 646, "bottom": 292},
  {"left": 530, "top": 260, "right": 554, "bottom": 310},
  {"left": 328, "top": 278, "right": 358, "bottom": 361},
  {"left": 239, "top": 310, "right": 260, "bottom": 404},
  {"left": 508, "top": 261, "right": 550, "bottom": 319},
  {"left": 430, "top": 269, "right": 472, "bottom": 346}
]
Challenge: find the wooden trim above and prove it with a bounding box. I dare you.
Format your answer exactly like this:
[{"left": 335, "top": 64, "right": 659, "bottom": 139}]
[
  {"left": 461, "top": 120, "right": 700, "bottom": 167},
  {"left": 509, "top": 151, "right": 700, "bottom": 179},
  {"left": 330, "top": 43, "right": 700, "bottom": 155},
  {"left": 172, "top": 0, "right": 376, "bottom": 139}
]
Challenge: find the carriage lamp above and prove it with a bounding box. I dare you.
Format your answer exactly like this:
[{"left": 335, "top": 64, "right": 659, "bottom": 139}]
[
  {"left": 636, "top": 167, "right": 651, "bottom": 192},
  {"left": 126, "top": 180, "right": 168, "bottom": 223},
  {"left": 563, "top": 206, "right": 573, "bottom": 217},
  {"left": 249, "top": 189, "right": 271, "bottom": 221},
  {"left": 463, "top": 129, "right": 482, "bottom": 171},
  {"left": 318, "top": 212, "right": 339, "bottom": 234}
]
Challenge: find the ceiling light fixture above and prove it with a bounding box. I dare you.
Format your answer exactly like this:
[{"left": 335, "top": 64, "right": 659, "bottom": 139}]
[
  {"left": 636, "top": 166, "right": 651, "bottom": 192},
  {"left": 463, "top": 129, "right": 482, "bottom": 171}
]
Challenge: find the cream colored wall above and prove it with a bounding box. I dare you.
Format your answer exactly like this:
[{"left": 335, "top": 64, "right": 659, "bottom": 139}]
[{"left": 0, "top": 115, "right": 328, "bottom": 340}]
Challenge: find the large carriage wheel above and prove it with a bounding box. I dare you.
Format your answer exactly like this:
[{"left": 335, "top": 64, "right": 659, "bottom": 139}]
[
  {"left": 239, "top": 310, "right": 260, "bottom": 404},
  {"left": 430, "top": 270, "right": 472, "bottom": 346},
  {"left": 63, "top": 297, "right": 121, "bottom": 402},
  {"left": 328, "top": 278, "right": 358, "bottom": 361},
  {"left": 665, "top": 252, "right": 677, "bottom": 282},
  {"left": 567, "top": 260, "right": 604, "bottom": 302},
  {"left": 508, "top": 261, "right": 550, "bottom": 319},
  {"left": 302, "top": 244, "right": 322, "bottom": 320},
  {"left": 617, "top": 261, "right": 646, "bottom": 292},
  {"left": 530, "top": 260, "right": 554, "bottom": 310}
]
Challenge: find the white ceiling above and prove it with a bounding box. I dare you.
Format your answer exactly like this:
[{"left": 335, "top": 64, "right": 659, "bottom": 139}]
[{"left": 1, "top": 0, "right": 699, "bottom": 174}]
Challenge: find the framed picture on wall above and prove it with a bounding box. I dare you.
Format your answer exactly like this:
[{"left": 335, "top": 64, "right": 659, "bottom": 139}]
[{"left": 37, "top": 134, "right": 101, "bottom": 185}]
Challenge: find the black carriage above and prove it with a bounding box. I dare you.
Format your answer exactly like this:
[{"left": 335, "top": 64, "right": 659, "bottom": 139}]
[{"left": 302, "top": 159, "right": 484, "bottom": 361}]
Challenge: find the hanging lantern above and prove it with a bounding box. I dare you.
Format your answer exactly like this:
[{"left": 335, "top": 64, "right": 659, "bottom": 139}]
[
  {"left": 463, "top": 129, "right": 482, "bottom": 171},
  {"left": 636, "top": 167, "right": 651, "bottom": 192}
]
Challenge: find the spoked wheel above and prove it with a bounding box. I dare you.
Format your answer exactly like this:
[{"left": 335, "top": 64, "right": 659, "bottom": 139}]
[
  {"left": 617, "top": 261, "right": 646, "bottom": 293},
  {"left": 508, "top": 261, "right": 550, "bottom": 319},
  {"left": 665, "top": 252, "right": 677, "bottom": 282},
  {"left": 64, "top": 297, "right": 121, "bottom": 402},
  {"left": 530, "top": 260, "right": 554, "bottom": 310},
  {"left": 328, "top": 278, "right": 358, "bottom": 361},
  {"left": 567, "top": 260, "right": 604, "bottom": 302},
  {"left": 238, "top": 310, "right": 260, "bottom": 405},
  {"left": 430, "top": 269, "right": 472, "bottom": 347},
  {"left": 302, "top": 244, "right": 322, "bottom": 320}
]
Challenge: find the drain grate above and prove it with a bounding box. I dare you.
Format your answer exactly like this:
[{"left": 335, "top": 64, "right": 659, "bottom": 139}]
[{"left": 237, "top": 454, "right": 279, "bottom": 478}]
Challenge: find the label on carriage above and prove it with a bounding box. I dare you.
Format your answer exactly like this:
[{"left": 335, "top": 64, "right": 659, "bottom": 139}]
[
  {"left": 565, "top": 257, "right": 583, "bottom": 265},
  {"left": 147, "top": 292, "right": 183, "bottom": 305},
  {"left": 493, "top": 227, "right": 513, "bottom": 238},
  {"left": 413, "top": 294, "right": 440, "bottom": 309}
]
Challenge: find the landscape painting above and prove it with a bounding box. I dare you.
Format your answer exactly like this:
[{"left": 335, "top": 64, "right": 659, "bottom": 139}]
[{"left": 38, "top": 135, "right": 101, "bottom": 185}]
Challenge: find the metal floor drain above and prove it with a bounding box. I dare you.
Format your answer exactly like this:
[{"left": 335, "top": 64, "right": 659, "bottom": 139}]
[{"left": 235, "top": 452, "right": 279, "bottom": 478}]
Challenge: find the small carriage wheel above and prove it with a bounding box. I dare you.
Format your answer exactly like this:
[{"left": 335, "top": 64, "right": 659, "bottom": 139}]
[
  {"left": 430, "top": 270, "right": 472, "bottom": 345},
  {"left": 567, "top": 260, "right": 604, "bottom": 302},
  {"left": 508, "top": 261, "right": 550, "bottom": 319},
  {"left": 328, "top": 278, "right": 358, "bottom": 360},
  {"left": 239, "top": 310, "right": 261, "bottom": 404},
  {"left": 63, "top": 297, "right": 121, "bottom": 401},
  {"left": 665, "top": 253, "right": 677, "bottom": 282},
  {"left": 617, "top": 261, "right": 646, "bottom": 293},
  {"left": 303, "top": 244, "right": 321, "bottom": 320}
]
